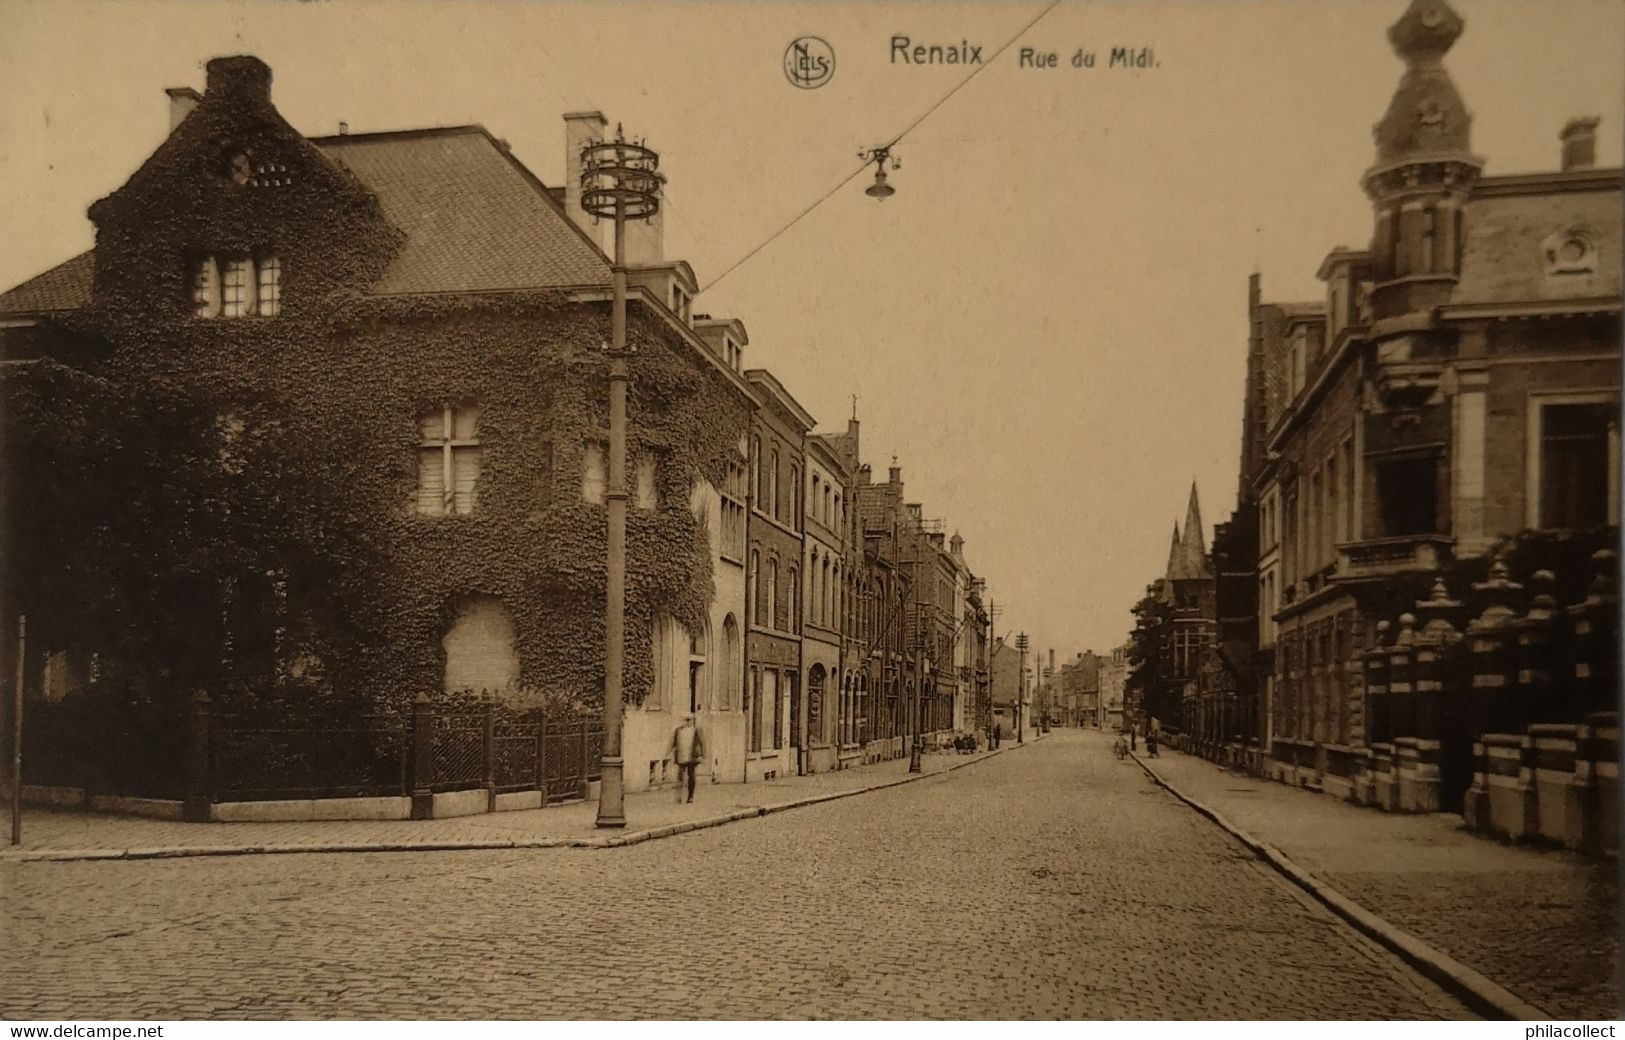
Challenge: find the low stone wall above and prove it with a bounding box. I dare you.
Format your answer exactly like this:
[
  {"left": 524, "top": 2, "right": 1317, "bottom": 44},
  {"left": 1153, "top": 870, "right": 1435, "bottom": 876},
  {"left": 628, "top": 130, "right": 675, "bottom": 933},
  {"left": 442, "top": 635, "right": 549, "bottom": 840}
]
[
  {"left": 1463, "top": 713, "right": 1618, "bottom": 855},
  {"left": 25, "top": 783, "right": 545, "bottom": 822}
]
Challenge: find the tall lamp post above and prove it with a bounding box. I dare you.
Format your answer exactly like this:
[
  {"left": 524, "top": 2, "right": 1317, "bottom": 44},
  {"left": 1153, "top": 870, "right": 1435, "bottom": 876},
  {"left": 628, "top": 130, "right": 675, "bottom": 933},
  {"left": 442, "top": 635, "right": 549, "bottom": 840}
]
[
  {"left": 581, "top": 126, "right": 663, "bottom": 830},
  {"left": 1015, "top": 632, "right": 1029, "bottom": 744}
]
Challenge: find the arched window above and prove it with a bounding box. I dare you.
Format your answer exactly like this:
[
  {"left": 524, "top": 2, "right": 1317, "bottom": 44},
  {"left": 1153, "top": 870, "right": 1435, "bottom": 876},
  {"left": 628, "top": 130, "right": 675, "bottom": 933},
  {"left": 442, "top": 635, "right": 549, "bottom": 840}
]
[
  {"left": 770, "top": 449, "right": 780, "bottom": 519},
  {"left": 787, "top": 567, "right": 799, "bottom": 631},
  {"left": 819, "top": 557, "right": 830, "bottom": 627},
  {"left": 688, "top": 621, "right": 708, "bottom": 714},
  {"left": 811, "top": 475, "right": 821, "bottom": 523},
  {"left": 722, "top": 614, "right": 740, "bottom": 710},
  {"left": 790, "top": 465, "right": 801, "bottom": 529},
  {"left": 751, "top": 435, "right": 762, "bottom": 506},
  {"left": 441, "top": 595, "right": 518, "bottom": 695},
  {"left": 832, "top": 562, "right": 841, "bottom": 631},
  {"left": 767, "top": 558, "right": 778, "bottom": 630},
  {"left": 751, "top": 550, "right": 762, "bottom": 626},
  {"left": 808, "top": 664, "right": 825, "bottom": 742}
]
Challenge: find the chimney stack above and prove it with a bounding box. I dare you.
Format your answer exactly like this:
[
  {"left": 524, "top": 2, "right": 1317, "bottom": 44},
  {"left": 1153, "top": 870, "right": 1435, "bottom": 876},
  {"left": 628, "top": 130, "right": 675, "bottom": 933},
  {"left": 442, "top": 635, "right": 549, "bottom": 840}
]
[
  {"left": 888, "top": 459, "right": 902, "bottom": 485},
  {"left": 563, "top": 111, "right": 611, "bottom": 253},
  {"left": 205, "top": 56, "right": 271, "bottom": 102},
  {"left": 1561, "top": 117, "right": 1599, "bottom": 171},
  {"left": 164, "top": 87, "right": 201, "bottom": 132}
]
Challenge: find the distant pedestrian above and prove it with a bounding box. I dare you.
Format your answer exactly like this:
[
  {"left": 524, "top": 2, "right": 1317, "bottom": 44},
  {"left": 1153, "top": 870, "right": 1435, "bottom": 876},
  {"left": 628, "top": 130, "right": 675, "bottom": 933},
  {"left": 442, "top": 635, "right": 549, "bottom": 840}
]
[
  {"left": 1146, "top": 717, "right": 1160, "bottom": 758},
  {"left": 1129, "top": 727, "right": 1137, "bottom": 752},
  {"left": 671, "top": 714, "right": 705, "bottom": 804}
]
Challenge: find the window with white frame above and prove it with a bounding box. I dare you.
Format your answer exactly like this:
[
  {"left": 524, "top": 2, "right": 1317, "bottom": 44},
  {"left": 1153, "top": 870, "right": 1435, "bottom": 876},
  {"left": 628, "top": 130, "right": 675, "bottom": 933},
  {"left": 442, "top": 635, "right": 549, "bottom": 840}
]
[
  {"left": 191, "top": 255, "right": 281, "bottom": 318},
  {"left": 416, "top": 402, "right": 481, "bottom": 516}
]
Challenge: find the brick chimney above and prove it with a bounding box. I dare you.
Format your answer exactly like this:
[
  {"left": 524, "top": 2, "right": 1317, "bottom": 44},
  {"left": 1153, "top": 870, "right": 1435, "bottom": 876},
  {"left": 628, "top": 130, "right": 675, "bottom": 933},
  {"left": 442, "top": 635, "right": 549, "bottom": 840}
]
[
  {"left": 888, "top": 459, "right": 902, "bottom": 485},
  {"left": 1561, "top": 117, "right": 1599, "bottom": 171},
  {"left": 205, "top": 56, "right": 271, "bottom": 102},
  {"left": 165, "top": 87, "right": 200, "bottom": 132},
  {"left": 563, "top": 111, "right": 610, "bottom": 253}
]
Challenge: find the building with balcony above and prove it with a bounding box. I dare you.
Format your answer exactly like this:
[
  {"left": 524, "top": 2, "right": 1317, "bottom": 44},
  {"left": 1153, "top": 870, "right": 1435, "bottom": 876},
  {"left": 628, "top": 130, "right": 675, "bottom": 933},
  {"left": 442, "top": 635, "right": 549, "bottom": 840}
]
[{"left": 1252, "top": 0, "right": 1620, "bottom": 807}]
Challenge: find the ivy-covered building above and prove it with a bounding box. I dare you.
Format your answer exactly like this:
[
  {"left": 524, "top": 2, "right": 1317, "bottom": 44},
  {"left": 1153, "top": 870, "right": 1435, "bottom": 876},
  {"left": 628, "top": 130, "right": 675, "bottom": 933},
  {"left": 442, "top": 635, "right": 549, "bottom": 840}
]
[{"left": 0, "top": 56, "right": 762, "bottom": 798}]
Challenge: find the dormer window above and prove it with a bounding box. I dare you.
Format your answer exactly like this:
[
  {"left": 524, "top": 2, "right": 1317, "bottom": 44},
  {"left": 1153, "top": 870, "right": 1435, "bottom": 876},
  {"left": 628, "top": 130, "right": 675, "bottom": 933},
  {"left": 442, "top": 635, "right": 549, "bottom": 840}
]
[
  {"left": 671, "top": 285, "right": 691, "bottom": 324},
  {"left": 190, "top": 255, "right": 282, "bottom": 318}
]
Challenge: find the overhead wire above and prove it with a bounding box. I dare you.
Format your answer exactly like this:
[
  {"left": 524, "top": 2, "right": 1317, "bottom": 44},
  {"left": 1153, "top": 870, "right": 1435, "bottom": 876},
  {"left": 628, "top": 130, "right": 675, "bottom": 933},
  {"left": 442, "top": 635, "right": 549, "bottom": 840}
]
[{"left": 696, "top": 0, "right": 1063, "bottom": 294}]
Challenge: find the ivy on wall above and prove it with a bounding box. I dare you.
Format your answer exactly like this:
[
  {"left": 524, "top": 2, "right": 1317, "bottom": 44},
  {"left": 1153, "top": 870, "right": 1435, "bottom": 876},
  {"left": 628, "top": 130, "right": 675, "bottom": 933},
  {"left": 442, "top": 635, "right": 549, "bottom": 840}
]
[{"left": 3, "top": 58, "right": 751, "bottom": 715}]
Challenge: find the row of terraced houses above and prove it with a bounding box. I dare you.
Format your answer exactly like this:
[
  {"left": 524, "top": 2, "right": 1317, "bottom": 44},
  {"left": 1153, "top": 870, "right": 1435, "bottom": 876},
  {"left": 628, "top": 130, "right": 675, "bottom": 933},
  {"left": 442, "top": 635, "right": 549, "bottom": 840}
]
[
  {"left": 1127, "top": 0, "right": 1620, "bottom": 854},
  {"left": 0, "top": 56, "right": 993, "bottom": 818}
]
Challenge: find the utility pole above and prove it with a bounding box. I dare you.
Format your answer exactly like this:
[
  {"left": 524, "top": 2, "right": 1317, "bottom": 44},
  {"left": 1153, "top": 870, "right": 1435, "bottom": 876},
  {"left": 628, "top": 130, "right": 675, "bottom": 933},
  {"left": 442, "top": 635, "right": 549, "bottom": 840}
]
[{"left": 580, "top": 127, "right": 662, "bottom": 830}]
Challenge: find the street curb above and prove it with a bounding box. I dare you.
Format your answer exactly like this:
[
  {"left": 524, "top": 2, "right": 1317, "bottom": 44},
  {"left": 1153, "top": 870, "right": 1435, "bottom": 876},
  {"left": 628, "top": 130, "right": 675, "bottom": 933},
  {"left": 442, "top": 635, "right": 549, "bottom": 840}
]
[
  {"left": 1129, "top": 751, "right": 1550, "bottom": 1022},
  {"left": 4, "top": 741, "right": 1023, "bottom": 863}
]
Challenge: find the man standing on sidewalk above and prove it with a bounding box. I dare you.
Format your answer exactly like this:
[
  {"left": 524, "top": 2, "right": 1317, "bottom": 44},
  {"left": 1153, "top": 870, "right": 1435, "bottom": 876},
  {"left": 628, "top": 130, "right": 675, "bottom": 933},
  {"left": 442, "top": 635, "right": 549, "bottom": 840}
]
[{"left": 671, "top": 714, "right": 705, "bottom": 804}]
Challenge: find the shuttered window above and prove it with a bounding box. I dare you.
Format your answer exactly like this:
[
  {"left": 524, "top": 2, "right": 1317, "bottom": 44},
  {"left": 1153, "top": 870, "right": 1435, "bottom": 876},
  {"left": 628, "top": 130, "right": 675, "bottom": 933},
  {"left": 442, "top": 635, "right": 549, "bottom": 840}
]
[{"left": 416, "top": 402, "right": 481, "bottom": 516}]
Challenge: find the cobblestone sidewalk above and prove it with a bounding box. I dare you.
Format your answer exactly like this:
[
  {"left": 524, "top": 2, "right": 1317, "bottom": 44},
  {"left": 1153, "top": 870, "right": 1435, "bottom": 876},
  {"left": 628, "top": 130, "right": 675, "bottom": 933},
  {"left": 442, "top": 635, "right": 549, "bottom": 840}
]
[
  {"left": 1134, "top": 739, "right": 1619, "bottom": 1020},
  {"left": 2, "top": 744, "right": 1011, "bottom": 860}
]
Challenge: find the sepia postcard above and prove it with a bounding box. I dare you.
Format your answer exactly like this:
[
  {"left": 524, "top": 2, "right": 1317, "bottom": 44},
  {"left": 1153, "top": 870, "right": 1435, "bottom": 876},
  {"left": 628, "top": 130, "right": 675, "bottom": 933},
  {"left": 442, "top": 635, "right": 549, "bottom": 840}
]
[{"left": 0, "top": 0, "right": 1621, "bottom": 1026}]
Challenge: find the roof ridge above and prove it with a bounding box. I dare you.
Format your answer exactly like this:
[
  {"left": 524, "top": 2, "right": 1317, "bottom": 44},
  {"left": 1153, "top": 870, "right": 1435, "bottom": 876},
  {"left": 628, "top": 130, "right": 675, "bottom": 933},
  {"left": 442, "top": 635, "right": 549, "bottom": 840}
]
[{"left": 309, "top": 123, "right": 488, "bottom": 144}]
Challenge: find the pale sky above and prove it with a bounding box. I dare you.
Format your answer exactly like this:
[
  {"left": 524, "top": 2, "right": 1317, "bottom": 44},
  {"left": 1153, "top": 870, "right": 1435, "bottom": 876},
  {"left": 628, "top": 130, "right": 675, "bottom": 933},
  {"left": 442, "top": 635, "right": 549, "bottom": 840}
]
[{"left": 2, "top": 0, "right": 1621, "bottom": 659}]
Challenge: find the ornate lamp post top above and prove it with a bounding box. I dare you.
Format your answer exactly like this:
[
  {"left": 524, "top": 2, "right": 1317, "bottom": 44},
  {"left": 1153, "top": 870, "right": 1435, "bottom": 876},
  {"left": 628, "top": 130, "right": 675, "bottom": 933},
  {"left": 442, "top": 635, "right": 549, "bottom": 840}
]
[{"left": 579, "top": 125, "right": 664, "bottom": 221}]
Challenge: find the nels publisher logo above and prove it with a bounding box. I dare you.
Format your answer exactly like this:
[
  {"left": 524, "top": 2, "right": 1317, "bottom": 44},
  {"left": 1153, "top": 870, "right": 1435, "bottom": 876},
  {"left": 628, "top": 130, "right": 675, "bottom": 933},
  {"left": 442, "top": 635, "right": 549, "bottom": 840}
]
[{"left": 784, "top": 36, "right": 835, "bottom": 89}]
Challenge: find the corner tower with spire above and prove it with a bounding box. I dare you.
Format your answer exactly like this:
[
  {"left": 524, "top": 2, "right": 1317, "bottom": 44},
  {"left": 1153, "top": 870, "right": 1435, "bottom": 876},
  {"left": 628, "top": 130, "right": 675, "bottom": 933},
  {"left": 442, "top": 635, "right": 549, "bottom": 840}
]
[{"left": 1363, "top": 0, "right": 1482, "bottom": 324}]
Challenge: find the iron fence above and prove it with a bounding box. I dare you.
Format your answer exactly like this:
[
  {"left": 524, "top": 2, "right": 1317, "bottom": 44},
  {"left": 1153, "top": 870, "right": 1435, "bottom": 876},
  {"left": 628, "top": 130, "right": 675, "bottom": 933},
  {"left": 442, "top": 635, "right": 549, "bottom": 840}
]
[
  {"left": 541, "top": 717, "right": 603, "bottom": 803},
  {"left": 213, "top": 713, "right": 408, "bottom": 802},
  {"left": 427, "top": 712, "right": 486, "bottom": 792},
  {"left": 19, "top": 692, "right": 603, "bottom": 811}
]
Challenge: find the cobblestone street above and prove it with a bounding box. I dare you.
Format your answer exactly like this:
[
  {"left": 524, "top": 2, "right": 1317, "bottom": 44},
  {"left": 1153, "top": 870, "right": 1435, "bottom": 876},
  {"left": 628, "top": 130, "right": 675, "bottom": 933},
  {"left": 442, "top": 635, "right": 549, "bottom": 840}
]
[
  {"left": 1135, "top": 743, "right": 1620, "bottom": 1019},
  {"left": 2, "top": 731, "right": 1473, "bottom": 1020}
]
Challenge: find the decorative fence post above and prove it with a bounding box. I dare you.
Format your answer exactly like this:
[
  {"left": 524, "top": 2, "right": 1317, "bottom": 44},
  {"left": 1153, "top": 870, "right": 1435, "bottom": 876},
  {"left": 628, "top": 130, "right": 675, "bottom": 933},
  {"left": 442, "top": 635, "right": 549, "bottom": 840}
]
[
  {"left": 534, "top": 715, "right": 548, "bottom": 806},
  {"left": 580, "top": 721, "right": 591, "bottom": 800},
  {"left": 1413, "top": 577, "right": 1466, "bottom": 811},
  {"left": 1360, "top": 620, "right": 1391, "bottom": 808},
  {"left": 1467, "top": 547, "right": 1524, "bottom": 738},
  {"left": 482, "top": 694, "right": 497, "bottom": 812},
  {"left": 1413, "top": 578, "right": 1464, "bottom": 742},
  {"left": 1511, "top": 570, "right": 1560, "bottom": 735},
  {"left": 1567, "top": 550, "right": 1619, "bottom": 720},
  {"left": 410, "top": 694, "right": 434, "bottom": 820},
  {"left": 1387, "top": 613, "right": 1417, "bottom": 740},
  {"left": 183, "top": 690, "right": 213, "bottom": 822}
]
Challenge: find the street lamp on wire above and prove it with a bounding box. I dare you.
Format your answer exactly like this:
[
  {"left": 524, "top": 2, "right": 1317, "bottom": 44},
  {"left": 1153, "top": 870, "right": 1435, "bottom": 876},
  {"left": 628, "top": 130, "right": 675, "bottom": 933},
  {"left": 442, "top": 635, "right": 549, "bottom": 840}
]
[
  {"left": 859, "top": 146, "right": 901, "bottom": 199},
  {"left": 580, "top": 126, "right": 663, "bottom": 830}
]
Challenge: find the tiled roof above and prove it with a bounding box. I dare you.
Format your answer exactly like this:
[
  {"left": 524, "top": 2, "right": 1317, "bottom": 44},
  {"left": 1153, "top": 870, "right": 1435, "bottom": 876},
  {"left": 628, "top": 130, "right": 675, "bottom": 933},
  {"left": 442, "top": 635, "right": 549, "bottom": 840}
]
[
  {"left": 0, "top": 125, "right": 612, "bottom": 314},
  {"left": 0, "top": 251, "right": 94, "bottom": 317},
  {"left": 315, "top": 127, "right": 611, "bottom": 294}
]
